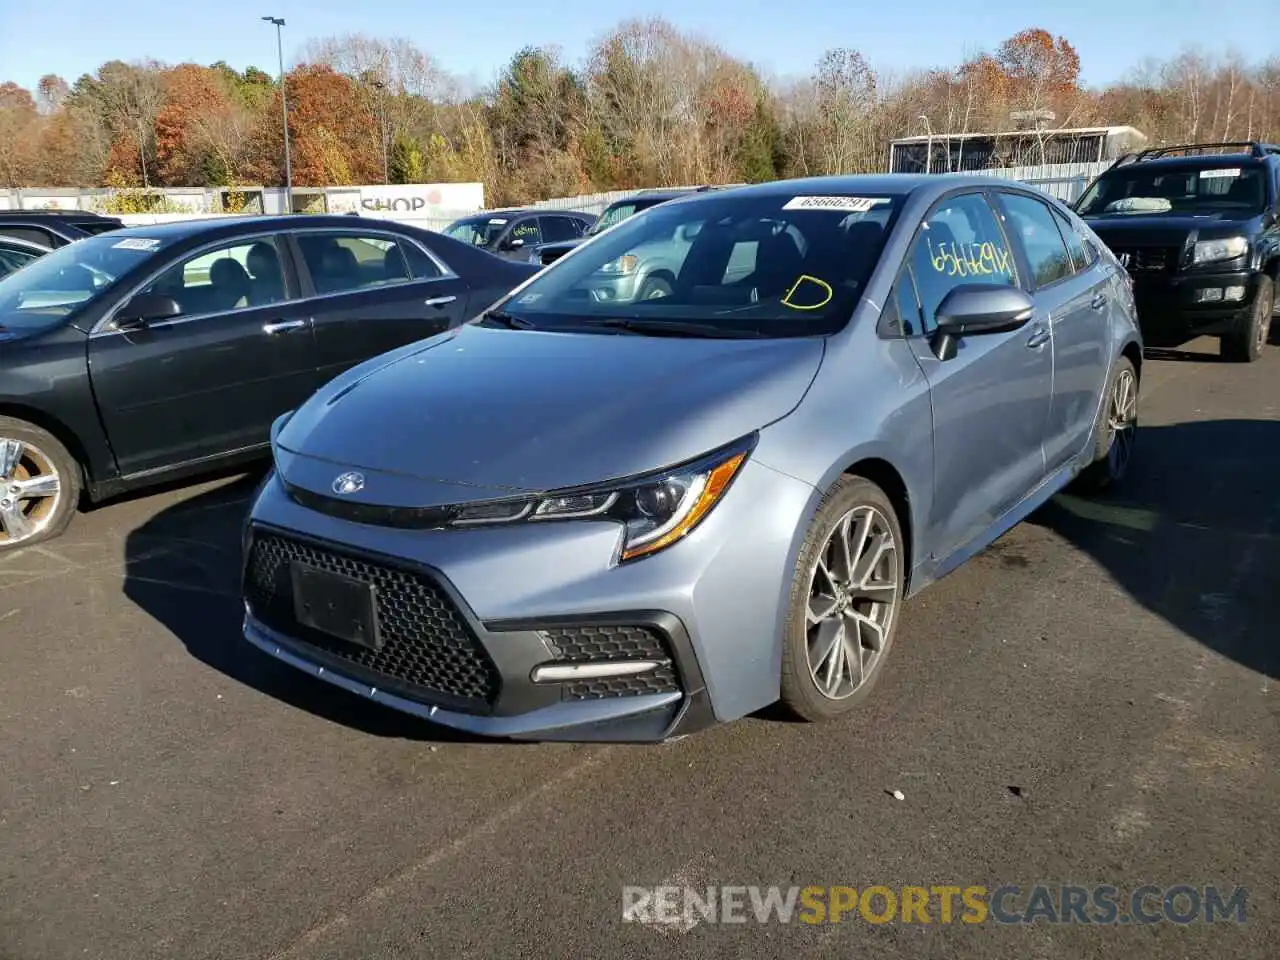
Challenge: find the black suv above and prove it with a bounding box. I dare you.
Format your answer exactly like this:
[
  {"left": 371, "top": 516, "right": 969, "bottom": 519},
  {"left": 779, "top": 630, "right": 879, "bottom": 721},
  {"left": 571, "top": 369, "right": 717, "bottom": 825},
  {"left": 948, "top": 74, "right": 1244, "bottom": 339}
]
[
  {"left": 0, "top": 210, "right": 125, "bottom": 248},
  {"left": 1074, "top": 141, "right": 1280, "bottom": 361}
]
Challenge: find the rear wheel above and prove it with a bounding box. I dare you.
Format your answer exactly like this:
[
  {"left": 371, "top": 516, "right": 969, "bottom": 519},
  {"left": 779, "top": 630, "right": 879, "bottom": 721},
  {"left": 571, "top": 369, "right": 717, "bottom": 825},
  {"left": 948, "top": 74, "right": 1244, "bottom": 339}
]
[
  {"left": 1221, "top": 274, "right": 1273, "bottom": 362},
  {"left": 779, "top": 476, "right": 905, "bottom": 722},
  {"left": 1074, "top": 356, "right": 1138, "bottom": 494},
  {"left": 0, "top": 417, "right": 80, "bottom": 552}
]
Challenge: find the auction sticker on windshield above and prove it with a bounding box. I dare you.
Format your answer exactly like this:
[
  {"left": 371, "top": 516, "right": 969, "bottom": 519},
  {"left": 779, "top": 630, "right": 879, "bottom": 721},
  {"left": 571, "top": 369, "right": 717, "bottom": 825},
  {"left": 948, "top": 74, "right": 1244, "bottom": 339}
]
[
  {"left": 1199, "top": 168, "right": 1242, "bottom": 179},
  {"left": 782, "top": 196, "right": 891, "bottom": 212},
  {"left": 112, "top": 238, "right": 162, "bottom": 251}
]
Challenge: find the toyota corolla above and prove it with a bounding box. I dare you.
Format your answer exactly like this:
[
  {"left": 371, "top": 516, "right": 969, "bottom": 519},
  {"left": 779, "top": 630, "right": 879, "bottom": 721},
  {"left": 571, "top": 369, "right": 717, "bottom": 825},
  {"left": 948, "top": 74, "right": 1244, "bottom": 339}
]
[{"left": 241, "top": 175, "right": 1142, "bottom": 742}]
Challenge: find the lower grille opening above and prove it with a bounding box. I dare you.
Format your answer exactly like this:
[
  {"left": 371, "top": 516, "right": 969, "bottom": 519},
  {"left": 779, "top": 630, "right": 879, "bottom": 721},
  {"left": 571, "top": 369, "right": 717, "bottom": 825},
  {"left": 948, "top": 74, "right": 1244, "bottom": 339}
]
[
  {"left": 245, "top": 530, "right": 501, "bottom": 712},
  {"left": 539, "top": 625, "right": 683, "bottom": 701}
]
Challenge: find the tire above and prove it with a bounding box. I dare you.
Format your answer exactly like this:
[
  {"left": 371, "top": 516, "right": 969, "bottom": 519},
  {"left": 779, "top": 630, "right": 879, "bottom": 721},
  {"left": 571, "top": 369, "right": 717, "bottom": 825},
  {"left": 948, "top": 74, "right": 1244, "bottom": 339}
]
[
  {"left": 0, "top": 416, "right": 81, "bottom": 552},
  {"left": 779, "top": 476, "right": 905, "bottom": 722},
  {"left": 637, "top": 275, "right": 673, "bottom": 300},
  {"left": 1220, "top": 274, "right": 1274, "bottom": 362},
  {"left": 1073, "top": 356, "right": 1138, "bottom": 495}
]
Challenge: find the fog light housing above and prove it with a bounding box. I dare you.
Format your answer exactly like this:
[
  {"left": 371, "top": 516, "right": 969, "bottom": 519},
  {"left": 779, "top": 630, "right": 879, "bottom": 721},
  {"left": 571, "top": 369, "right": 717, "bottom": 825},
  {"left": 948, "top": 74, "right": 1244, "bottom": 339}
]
[
  {"left": 1224, "top": 285, "right": 1247, "bottom": 302},
  {"left": 1195, "top": 287, "right": 1224, "bottom": 302}
]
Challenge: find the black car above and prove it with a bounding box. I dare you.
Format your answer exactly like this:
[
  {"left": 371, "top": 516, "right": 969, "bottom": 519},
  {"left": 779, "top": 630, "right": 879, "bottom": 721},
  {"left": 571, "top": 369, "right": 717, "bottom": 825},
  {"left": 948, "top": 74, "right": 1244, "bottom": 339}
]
[
  {"left": 0, "top": 210, "right": 124, "bottom": 248},
  {"left": 0, "top": 214, "right": 537, "bottom": 551},
  {"left": 0, "top": 236, "right": 50, "bottom": 278},
  {"left": 1075, "top": 141, "right": 1280, "bottom": 361},
  {"left": 526, "top": 188, "right": 717, "bottom": 267},
  {"left": 441, "top": 208, "right": 595, "bottom": 260}
]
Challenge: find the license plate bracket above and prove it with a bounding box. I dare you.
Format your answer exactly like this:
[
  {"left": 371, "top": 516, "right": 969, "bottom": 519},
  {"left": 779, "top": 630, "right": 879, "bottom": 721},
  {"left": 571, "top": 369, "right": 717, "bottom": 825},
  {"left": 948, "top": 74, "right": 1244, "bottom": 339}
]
[{"left": 289, "top": 561, "right": 381, "bottom": 650}]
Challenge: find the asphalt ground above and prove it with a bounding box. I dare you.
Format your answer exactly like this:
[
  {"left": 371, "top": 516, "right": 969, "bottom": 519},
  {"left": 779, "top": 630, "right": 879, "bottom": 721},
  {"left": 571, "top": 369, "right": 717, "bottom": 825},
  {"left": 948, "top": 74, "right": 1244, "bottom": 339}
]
[{"left": 1, "top": 336, "right": 1277, "bottom": 959}]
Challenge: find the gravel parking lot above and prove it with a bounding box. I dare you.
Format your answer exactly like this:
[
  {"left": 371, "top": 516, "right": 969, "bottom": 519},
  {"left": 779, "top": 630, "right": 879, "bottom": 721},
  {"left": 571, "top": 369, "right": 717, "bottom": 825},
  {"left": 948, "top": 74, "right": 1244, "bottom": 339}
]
[{"left": 2, "top": 337, "right": 1277, "bottom": 960}]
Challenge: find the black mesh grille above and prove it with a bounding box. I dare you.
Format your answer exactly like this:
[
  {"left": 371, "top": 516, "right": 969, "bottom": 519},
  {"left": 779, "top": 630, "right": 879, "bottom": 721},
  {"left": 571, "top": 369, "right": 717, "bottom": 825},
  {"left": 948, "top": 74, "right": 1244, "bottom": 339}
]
[
  {"left": 1113, "top": 245, "right": 1180, "bottom": 273},
  {"left": 540, "top": 625, "right": 681, "bottom": 701},
  {"left": 245, "top": 531, "right": 500, "bottom": 710}
]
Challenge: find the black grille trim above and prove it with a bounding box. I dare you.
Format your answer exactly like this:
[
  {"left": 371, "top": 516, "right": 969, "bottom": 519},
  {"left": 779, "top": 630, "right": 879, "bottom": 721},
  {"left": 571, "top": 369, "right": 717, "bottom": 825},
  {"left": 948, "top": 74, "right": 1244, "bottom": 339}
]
[
  {"left": 282, "top": 482, "right": 457, "bottom": 529},
  {"left": 244, "top": 528, "right": 501, "bottom": 712},
  {"left": 539, "top": 624, "right": 682, "bottom": 701}
]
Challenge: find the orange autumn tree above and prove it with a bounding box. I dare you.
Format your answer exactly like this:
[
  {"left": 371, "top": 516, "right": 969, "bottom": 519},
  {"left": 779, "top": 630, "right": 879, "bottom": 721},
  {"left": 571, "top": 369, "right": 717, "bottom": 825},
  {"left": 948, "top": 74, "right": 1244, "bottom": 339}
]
[
  {"left": 996, "top": 28, "right": 1083, "bottom": 123},
  {"left": 253, "top": 64, "right": 380, "bottom": 186}
]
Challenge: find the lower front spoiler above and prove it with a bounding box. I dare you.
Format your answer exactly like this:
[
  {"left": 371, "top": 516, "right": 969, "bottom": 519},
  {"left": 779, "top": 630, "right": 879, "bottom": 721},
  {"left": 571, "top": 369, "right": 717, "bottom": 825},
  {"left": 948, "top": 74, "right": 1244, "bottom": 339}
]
[{"left": 243, "top": 613, "right": 717, "bottom": 743}]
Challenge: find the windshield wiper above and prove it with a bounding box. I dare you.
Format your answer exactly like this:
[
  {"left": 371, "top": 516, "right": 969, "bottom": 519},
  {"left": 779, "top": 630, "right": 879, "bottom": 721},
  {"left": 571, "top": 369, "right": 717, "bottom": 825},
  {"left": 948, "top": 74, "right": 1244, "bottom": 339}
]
[
  {"left": 479, "top": 310, "right": 536, "bottom": 330},
  {"left": 585, "top": 317, "right": 765, "bottom": 338}
]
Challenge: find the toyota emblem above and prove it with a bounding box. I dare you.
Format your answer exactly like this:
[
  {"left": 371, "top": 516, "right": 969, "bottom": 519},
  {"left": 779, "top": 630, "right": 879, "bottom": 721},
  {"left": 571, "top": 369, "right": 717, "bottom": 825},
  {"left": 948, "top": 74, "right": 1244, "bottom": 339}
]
[{"left": 332, "top": 471, "right": 365, "bottom": 495}]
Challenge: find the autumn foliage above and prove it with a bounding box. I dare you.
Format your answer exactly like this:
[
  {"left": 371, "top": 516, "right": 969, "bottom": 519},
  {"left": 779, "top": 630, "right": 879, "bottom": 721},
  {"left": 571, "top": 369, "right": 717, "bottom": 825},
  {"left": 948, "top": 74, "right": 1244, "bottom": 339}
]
[{"left": 1, "top": 24, "right": 1278, "bottom": 205}]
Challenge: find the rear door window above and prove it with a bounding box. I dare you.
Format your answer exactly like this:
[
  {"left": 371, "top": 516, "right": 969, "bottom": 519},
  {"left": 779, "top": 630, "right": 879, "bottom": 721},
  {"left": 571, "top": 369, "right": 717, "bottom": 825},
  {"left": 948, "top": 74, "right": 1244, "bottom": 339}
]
[
  {"left": 296, "top": 232, "right": 418, "bottom": 294},
  {"left": 995, "top": 192, "right": 1075, "bottom": 288},
  {"left": 0, "top": 226, "right": 58, "bottom": 248},
  {"left": 539, "top": 216, "right": 582, "bottom": 243}
]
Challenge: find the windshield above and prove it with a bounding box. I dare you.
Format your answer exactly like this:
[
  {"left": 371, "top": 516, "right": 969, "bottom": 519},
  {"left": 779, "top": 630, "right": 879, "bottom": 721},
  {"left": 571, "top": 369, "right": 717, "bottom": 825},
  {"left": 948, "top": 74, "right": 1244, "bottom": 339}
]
[
  {"left": 1077, "top": 164, "right": 1267, "bottom": 217},
  {"left": 442, "top": 216, "right": 508, "bottom": 247},
  {"left": 493, "top": 193, "right": 903, "bottom": 338},
  {"left": 587, "top": 199, "right": 668, "bottom": 236},
  {"left": 0, "top": 233, "right": 167, "bottom": 334}
]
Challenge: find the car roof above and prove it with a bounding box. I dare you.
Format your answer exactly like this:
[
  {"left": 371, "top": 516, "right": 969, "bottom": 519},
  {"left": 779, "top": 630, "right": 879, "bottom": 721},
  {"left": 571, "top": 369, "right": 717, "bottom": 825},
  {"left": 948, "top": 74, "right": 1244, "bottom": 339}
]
[
  {"left": 1106, "top": 153, "right": 1268, "bottom": 173},
  {"left": 0, "top": 210, "right": 119, "bottom": 220},
  {"left": 655, "top": 174, "right": 1027, "bottom": 207},
  {"left": 96, "top": 213, "right": 422, "bottom": 242}
]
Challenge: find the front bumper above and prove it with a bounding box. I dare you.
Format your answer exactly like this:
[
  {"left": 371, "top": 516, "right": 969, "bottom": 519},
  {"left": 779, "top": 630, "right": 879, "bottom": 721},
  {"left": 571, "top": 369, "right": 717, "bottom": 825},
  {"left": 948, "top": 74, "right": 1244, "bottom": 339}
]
[
  {"left": 240, "top": 459, "right": 815, "bottom": 742},
  {"left": 1129, "top": 268, "right": 1259, "bottom": 343}
]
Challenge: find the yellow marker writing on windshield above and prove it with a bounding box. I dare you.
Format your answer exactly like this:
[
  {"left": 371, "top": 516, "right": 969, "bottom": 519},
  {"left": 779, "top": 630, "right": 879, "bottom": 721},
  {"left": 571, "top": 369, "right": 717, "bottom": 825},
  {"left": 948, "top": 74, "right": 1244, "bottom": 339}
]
[{"left": 782, "top": 274, "right": 834, "bottom": 311}]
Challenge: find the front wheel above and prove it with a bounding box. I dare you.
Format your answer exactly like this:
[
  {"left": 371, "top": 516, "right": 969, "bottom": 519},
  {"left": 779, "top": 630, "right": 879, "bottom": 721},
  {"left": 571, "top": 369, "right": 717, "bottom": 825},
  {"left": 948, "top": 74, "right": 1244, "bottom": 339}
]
[
  {"left": 1074, "top": 356, "right": 1138, "bottom": 494},
  {"left": 0, "top": 417, "right": 80, "bottom": 552},
  {"left": 1220, "top": 274, "right": 1273, "bottom": 362},
  {"left": 779, "top": 476, "right": 905, "bottom": 722}
]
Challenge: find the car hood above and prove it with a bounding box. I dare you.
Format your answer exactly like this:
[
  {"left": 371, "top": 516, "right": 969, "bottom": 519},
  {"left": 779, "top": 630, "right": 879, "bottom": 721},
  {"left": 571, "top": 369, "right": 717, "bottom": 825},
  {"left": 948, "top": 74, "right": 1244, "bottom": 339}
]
[
  {"left": 274, "top": 323, "right": 825, "bottom": 505},
  {"left": 1084, "top": 213, "right": 1258, "bottom": 245}
]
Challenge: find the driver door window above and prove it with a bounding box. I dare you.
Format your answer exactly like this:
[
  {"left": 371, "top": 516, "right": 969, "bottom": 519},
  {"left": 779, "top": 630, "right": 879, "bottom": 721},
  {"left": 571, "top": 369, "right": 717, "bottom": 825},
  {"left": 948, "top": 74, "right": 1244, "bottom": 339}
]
[
  {"left": 907, "top": 193, "right": 1018, "bottom": 333},
  {"left": 505, "top": 219, "right": 541, "bottom": 249},
  {"left": 138, "top": 237, "right": 291, "bottom": 318}
]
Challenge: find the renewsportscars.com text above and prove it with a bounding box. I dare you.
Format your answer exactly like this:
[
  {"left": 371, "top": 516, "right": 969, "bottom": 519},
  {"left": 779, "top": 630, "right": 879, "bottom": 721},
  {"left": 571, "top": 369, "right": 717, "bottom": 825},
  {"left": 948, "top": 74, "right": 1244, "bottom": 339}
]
[{"left": 622, "top": 884, "right": 1248, "bottom": 926}]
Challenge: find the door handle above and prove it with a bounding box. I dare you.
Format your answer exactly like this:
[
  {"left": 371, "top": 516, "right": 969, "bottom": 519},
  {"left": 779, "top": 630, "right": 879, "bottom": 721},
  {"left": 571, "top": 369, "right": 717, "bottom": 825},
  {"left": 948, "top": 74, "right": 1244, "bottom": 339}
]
[
  {"left": 1090, "top": 293, "right": 1107, "bottom": 310},
  {"left": 1026, "top": 326, "right": 1051, "bottom": 349},
  {"left": 262, "top": 319, "right": 307, "bottom": 335},
  {"left": 424, "top": 295, "right": 457, "bottom": 308}
]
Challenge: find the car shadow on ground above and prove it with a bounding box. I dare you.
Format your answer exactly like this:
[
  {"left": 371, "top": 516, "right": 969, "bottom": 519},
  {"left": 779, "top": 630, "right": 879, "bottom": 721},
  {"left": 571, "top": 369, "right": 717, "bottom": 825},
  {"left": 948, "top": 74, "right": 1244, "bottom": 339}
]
[
  {"left": 120, "top": 467, "right": 497, "bottom": 743},
  {"left": 122, "top": 418, "right": 1279, "bottom": 742},
  {"left": 1020, "top": 417, "right": 1280, "bottom": 681}
]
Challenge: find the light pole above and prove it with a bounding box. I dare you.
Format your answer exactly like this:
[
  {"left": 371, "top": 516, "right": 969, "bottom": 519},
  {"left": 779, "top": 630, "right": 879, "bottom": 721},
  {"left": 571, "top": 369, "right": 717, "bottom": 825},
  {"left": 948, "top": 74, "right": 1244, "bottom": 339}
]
[
  {"left": 919, "top": 115, "right": 934, "bottom": 175},
  {"left": 371, "top": 79, "right": 389, "bottom": 185},
  {"left": 261, "top": 16, "right": 292, "bottom": 212}
]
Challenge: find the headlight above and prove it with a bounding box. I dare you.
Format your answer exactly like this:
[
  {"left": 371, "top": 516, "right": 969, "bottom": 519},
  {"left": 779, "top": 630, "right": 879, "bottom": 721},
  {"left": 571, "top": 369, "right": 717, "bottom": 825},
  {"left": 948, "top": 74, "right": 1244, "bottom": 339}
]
[
  {"left": 596, "top": 254, "right": 639, "bottom": 276},
  {"left": 448, "top": 436, "right": 755, "bottom": 561},
  {"left": 1192, "top": 236, "right": 1248, "bottom": 265}
]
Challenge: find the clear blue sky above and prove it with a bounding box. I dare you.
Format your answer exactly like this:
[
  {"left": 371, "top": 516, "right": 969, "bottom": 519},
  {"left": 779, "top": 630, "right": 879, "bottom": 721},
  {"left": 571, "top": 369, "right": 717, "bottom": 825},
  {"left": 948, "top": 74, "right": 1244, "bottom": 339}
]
[{"left": 0, "top": 0, "right": 1265, "bottom": 93}]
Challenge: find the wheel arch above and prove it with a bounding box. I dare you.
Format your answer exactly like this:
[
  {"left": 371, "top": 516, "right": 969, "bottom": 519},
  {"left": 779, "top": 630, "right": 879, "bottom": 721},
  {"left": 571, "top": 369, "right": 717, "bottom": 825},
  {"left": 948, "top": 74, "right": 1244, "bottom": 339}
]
[
  {"left": 839, "top": 456, "right": 915, "bottom": 593},
  {"left": 0, "top": 402, "right": 90, "bottom": 493}
]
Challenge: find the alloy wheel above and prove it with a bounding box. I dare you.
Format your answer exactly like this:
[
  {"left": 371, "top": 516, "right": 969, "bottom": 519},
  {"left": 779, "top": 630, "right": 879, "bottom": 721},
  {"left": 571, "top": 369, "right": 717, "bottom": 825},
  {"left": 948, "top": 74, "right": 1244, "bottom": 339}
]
[
  {"left": 805, "top": 505, "right": 900, "bottom": 700},
  {"left": 0, "top": 437, "right": 63, "bottom": 546},
  {"left": 1106, "top": 368, "right": 1138, "bottom": 478}
]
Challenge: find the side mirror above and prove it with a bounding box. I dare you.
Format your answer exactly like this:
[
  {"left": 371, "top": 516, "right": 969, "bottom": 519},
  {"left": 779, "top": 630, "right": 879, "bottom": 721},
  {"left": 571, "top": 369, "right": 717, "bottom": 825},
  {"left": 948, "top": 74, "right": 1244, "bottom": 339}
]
[
  {"left": 115, "top": 293, "right": 182, "bottom": 331},
  {"left": 503, "top": 236, "right": 525, "bottom": 251},
  {"left": 930, "top": 285, "right": 1035, "bottom": 361}
]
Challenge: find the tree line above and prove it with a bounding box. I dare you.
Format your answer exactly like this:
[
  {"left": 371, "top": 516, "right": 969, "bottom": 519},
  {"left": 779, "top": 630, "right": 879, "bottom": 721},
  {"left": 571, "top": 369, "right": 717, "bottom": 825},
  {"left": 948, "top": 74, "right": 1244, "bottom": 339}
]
[{"left": 0, "top": 20, "right": 1277, "bottom": 207}]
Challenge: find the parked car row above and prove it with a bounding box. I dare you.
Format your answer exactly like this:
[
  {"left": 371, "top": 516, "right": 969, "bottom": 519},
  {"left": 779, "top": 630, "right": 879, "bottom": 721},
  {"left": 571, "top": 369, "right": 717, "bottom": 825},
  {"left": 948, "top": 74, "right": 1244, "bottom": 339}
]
[{"left": 4, "top": 146, "right": 1276, "bottom": 743}]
